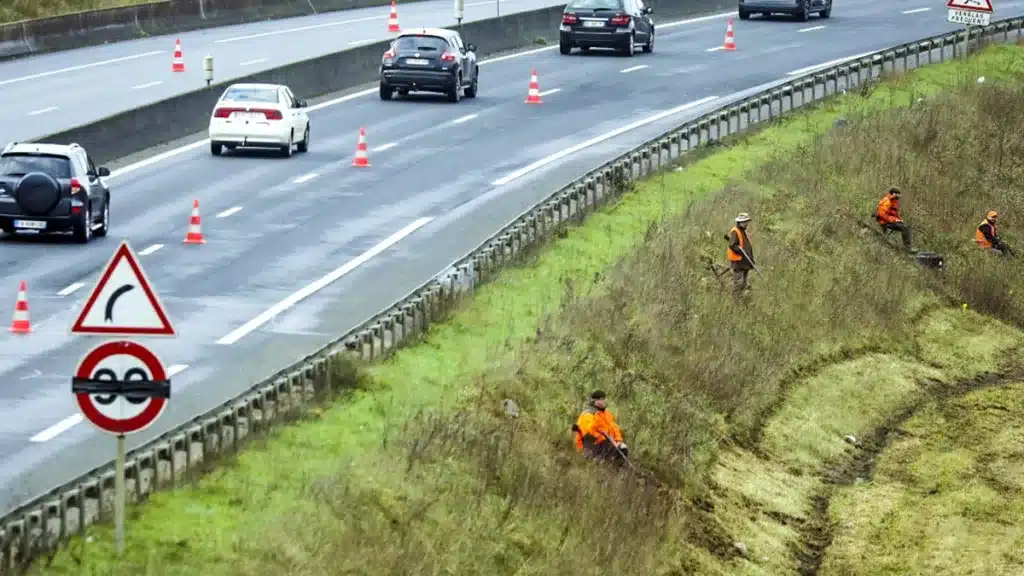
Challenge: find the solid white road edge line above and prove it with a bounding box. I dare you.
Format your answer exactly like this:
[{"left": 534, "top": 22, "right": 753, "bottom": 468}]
[
  {"left": 490, "top": 95, "right": 719, "bottom": 187},
  {"left": 0, "top": 51, "right": 165, "bottom": 87},
  {"left": 217, "top": 205, "right": 244, "bottom": 217},
  {"left": 28, "top": 364, "right": 188, "bottom": 443},
  {"left": 786, "top": 50, "right": 878, "bottom": 76},
  {"left": 216, "top": 15, "right": 384, "bottom": 43},
  {"left": 216, "top": 216, "right": 434, "bottom": 345},
  {"left": 104, "top": 10, "right": 738, "bottom": 182}
]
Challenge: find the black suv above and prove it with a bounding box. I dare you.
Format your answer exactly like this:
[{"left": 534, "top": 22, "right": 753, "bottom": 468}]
[
  {"left": 0, "top": 142, "right": 111, "bottom": 243},
  {"left": 560, "top": 0, "right": 655, "bottom": 56},
  {"left": 379, "top": 27, "right": 479, "bottom": 102}
]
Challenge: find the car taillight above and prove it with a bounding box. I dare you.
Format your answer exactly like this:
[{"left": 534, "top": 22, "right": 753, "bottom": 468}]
[
  {"left": 383, "top": 49, "right": 395, "bottom": 59},
  {"left": 562, "top": 12, "right": 578, "bottom": 24},
  {"left": 440, "top": 52, "right": 456, "bottom": 62},
  {"left": 70, "top": 178, "right": 82, "bottom": 193},
  {"left": 214, "top": 107, "right": 239, "bottom": 118},
  {"left": 255, "top": 108, "right": 283, "bottom": 120},
  {"left": 609, "top": 14, "right": 630, "bottom": 25}
]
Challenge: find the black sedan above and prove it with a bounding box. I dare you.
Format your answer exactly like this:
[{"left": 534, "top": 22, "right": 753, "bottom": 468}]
[{"left": 559, "top": 0, "right": 655, "bottom": 56}]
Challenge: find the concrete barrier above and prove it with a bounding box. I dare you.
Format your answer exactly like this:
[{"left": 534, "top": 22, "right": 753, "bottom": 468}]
[
  {"left": 1, "top": 10, "right": 1020, "bottom": 576},
  {"left": 0, "top": 0, "right": 430, "bottom": 60},
  {"left": 28, "top": 0, "right": 734, "bottom": 166}
]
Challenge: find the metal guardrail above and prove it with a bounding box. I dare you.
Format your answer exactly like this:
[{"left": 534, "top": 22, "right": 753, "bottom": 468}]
[{"left": 2, "top": 15, "right": 1022, "bottom": 574}]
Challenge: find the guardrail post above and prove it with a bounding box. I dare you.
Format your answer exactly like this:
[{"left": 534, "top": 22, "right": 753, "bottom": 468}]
[
  {"left": 358, "top": 329, "right": 373, "bottom": 360},
  {"left": 61, "top": 487, "right": 83, "bottom": 539},
  {"left": 259, "top": 384, "right": 277, "bottom": 426},
  {"left": 219, "top": 408, "right": 237, "bottom": 451},
  {"left": 380, "top": 316, "right": 395, "bottom": 352},
  {"left": 187, "top": 425, "right": 204, "bottom": 470},
  {"left": 124, "top": 457, "right": 140, "bottom": 504},
  {"left": 276, "top": 377, "right": 293, "bottom": 415},
  {"left": 202, "top": 418, "right": 220, "bottom": 458},
  {"left": 99, "top": 471, "right": 116, "bottom": 521},
  {"left": 136, "top": 450, "right": 155, "bottom": 499},
  {"left": 235, "top": 399, "right": 252, "bottom": 443}
]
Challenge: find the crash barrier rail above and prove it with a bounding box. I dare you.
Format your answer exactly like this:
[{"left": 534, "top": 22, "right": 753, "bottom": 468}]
[
  {"left": 2, "top": 14, "right": 1022, "bottom": 575},
  {"left": 0, "top": 0, "right": 432, "bottom": 60}
]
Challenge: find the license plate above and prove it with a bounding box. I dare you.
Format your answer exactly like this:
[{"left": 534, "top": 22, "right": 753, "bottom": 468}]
[
  {"left": 13, "top": 219, "right": 45, "bottom": 230},
  {"left": 405, "top": 58, "right": 429, "bottom": 65},
  {"left": 583, "top": 20, "right": 605, "bottom": 27},
  {"left": 231, "top": 112, "right": 261, "bottom": 121}
]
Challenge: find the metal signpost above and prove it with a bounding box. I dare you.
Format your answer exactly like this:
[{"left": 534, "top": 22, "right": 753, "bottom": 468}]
[
  {"left": 947, "top": 0, "right": 995, "bottom": 58},
  {"left": 69, "top": 240, "right": 176, "bottom": 555}
]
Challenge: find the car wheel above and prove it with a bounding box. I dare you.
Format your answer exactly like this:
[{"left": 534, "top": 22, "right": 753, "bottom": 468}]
[
  {"left": 73, "top": 203, "right": 92, "bottom": 243},
  {"left": 738, "top": 8, "right": 750, "bottom": 19},
  {"left": 297, "top": 124, "right": 310, "bottom": 153},
  {"left": 379, "top": 83, "right": 393, "bottom": 100},
  {"left": 819, "top": 0, "right": 831, "bottom": 17},
  {"left": 622, "top": 33, "right": 635, "bottom": 56},
  {"left": 797, "top": 2, "right": 810, "bottom": 21},
  {"left": 642, "top": 28, "right": 654, "bottom": 53},
  {"left": 281, "top": 131, "right": 294, "bottom": 158},
  {"left": 448, "top": 74, "right": 462, "bottom": 103},
  {"left": 559, "top": 40, "right": 572, "bottom": 55},
  {"left": 465, "top": 71, "right": 478, "bottom": 98},
  {"left": 95, "top": 199, "right": 110, "bottom": 237},
  {"left": 211, "top": 141, "right": 223, "bottom": 156}
]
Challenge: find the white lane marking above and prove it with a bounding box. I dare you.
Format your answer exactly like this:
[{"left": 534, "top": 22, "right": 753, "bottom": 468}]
[
  {"left": 29, "top": 414, "right": 84, "bottom": 443},
  {"left": 372, "top": 142, "right": 398, "bottom": 152},
  {"left": 452, "top": 114, "right": 478, "bottom": 124},
  {"left": 215, "top": 15, "right": 383, "bottom": 43},
  {"left": 799, "top": 25, "right": 826, "bottom": 32},
  {"left": 138, "top": 244, "right": 164, "bottom": 256},
  {"left": 216, "top": 217, "right": 434, "bottom": 345},
  {"left": 902, "top": 7, "right": 931, "bottom": 13},
  {"left": 538, "top": 88, "right": 561, "bottom": 96},
  {"left": 707, "top": 46, "right": 725, "bottom": 52},
  {"left": 620, "top": 64, "right": 649, "bottom": 73},
  {"left": 131, "top": 81, "right": 163, "bottom": 90},
  {"left": 787, "top": 50, "right": 877, "bottom": 75},
  {"left": 216, "top": 206, "right": 243, "bottom": 218},
  {"left": 105, "top": 11, "right": 739, "bottom": 180},
  {"left": 57, "top": 282, "right": 84, "bottom": 297},
  {"left": 0, "top": 51, "right": 164, "bottom": 87},
  {"left": 348, "top": 39, "right": 379, "bottom": 47},
  {"left": 28, "top": 107, "right": 58, "bottom": 116},
  {"left": 27, "top": 363, "right": 190, "bottom": 443},
  {"left": 293, "top": 173, "right": 319, "bottom": 184},
  {"left": 491, "top": 95, "right": 719, "bottom": 187},
  {"left": 240, "top": 58, "right": 269, "bottom": 66}
]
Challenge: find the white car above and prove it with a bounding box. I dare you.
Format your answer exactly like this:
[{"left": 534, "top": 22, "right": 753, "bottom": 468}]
[{"left": 208, "top": 83, "right": 310, "bottom": 157}]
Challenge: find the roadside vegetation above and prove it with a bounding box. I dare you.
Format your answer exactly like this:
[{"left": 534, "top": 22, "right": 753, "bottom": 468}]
[
  {"left": 29, "top": 41, "right": 1024, "bottom": 576},
  {"left": 0, "top": 0, "right": 151, "bottom": 24}
]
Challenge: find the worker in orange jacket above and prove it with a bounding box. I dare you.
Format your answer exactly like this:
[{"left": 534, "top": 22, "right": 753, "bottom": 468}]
[
  {"left": 876, "top": 186, "right": 912, "bottom": 251},
  {"left": 573, "top": 390, "right": 628, "bottom": 462},
  {"left": 725, "top": 212, "right": 755, "bottom": 297},
  {"left": 975, "top": 210, "right": 1015, "bottom": 257}
]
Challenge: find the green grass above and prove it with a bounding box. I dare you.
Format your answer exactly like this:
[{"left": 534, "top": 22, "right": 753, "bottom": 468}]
[
  {"left": 26, "top": 42, "right": 1024, "bottom": 576},
  {"left": 822, "top": 382, "right": 1024, "bottom": 575},
  {"left": 0, "top": 0, "right": 153, "bottom": 24}
]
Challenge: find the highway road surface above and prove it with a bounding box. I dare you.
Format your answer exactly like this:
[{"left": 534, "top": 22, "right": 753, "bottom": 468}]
[
  {"left": 0, "top": 0, "right": 565, "bottom": 143},
  {"left": 1, "top": 1, "right": 1021, "bottom": 515}
]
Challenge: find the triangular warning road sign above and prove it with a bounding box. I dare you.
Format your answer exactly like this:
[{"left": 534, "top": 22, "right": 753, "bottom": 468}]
[
  {"left": 71, "top": 240, "right": 176, "bottom": 337},
  {"left": 947, "top": 0, "right": 993, "bottom": 12}
]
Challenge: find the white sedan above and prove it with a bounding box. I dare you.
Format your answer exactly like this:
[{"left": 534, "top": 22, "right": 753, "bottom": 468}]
[{"left": 208, "top": 83, "right": 311, "bottom": 157}]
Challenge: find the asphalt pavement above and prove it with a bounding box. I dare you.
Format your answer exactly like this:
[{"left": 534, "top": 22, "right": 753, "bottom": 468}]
[
  {"left": 0, "top": 0, "right": 564, "bottom": 143},
  {"left": 1, "top": 0, "right": 1021, "bottom": 515}
]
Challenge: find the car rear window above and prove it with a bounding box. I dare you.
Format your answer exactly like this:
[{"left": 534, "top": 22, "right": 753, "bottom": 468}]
[
  {"left": 568, "top": 0, "right": 622, "bottom": 8},
  {"left": 221, "top": 87, "right": 279, "bottom": 103},
  {"left": 0, "top": 154, "right": 71, "bottom": 179},
  {"left": 394, "top": 35, "right": 450, "bottom": 52}
]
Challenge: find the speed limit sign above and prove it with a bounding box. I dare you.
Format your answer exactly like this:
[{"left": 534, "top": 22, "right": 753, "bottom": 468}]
[{"left": 71, "top": 341, "right": 171, "bottom": 435}]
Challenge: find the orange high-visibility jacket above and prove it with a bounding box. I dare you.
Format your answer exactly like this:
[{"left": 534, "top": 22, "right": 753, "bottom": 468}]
[
  {"left": 876, "top": 195, "right": 902, "bottom": 225},
  {"left": 975, "top": 220, "right": 997, "bottom": 248},
  {"left": 574, "top": 406, "right": 623, "bottom": 451},
  {"left": 726, "top": 226, "right": 750, "bottom": 263}
]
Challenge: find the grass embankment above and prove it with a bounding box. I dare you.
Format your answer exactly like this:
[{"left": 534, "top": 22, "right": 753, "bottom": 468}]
[
  {"left": 29, "top": 42, "right": 1024, "bottom": 576},
  {"left": 0, "top": 1, "right": 151, "bottom": 24}
]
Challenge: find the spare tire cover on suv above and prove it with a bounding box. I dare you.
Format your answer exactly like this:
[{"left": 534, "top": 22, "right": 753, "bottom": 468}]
[{"left": 15, "top": 172, "right": 62, "bottom": 216}]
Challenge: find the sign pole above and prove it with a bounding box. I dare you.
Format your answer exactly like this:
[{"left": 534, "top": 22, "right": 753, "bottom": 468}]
[{"left": 114, "top": 433, "right": 126, "bottom": 555}]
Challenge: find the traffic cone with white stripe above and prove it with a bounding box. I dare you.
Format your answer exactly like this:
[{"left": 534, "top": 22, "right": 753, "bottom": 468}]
[
  {"left": 9, "top": 281, "right": 31, "bottom": 334},
  {"left": 387, "top": 0, "right": 401, "bottom": 33},
  {"left": 171, "top": 38, "right": 186, "bottom": 72},
  {"left": 525, "top": 69, "right": 542, "bottom": 104},
  {"left": 352, "top": 127, "right": 371, "bottom": 167},
  {"left": 184, "top": 199, "right": 206, "bottom": 244},
  {"left": 723, "top": 18, "right": 737, "bottom": 51}
]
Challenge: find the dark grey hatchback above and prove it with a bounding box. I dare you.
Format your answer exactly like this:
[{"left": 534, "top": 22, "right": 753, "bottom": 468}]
[
  {"left": 559, "top": 0, "right": 655, "bottom": 56},
  {"left": 379, "top": 28, "right": 479, "bottom": 103}
]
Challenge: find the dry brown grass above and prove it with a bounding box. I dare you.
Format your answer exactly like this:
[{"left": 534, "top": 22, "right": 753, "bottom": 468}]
[{"left": 0, "top": 0, "right": 153, "bottom": 24}]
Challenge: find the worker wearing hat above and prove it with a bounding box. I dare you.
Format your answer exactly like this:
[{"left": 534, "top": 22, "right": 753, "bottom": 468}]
[
  {"left": 975, "top": 210, "right": 1014, "bottom": 257},
  {"left": 725, "top": 212, "right": 755, "bottom": 296},
  {"left": 573, "top": 390, "right": 628, "bottom": 462}
]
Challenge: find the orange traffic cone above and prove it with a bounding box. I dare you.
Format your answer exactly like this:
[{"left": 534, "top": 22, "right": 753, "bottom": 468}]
[
  {"left": 387, "top": 0, "right": 400, "bottom": 33},
  {"left": 183, "top": 199, "right": 206, "bottom": 244},
  {"left": 723, "top": 18, "right": 737, "bottom": 51},
  {"left": 9, "top": 281, "right": 31, "bottom": 334},
  {"left": 171, "top": 38, "right": 186, "bottom": 72},
  {"left": 525, "top": 69, "right": 542, "bottom": 104},
  {"left": 352, "top": 128, "right": 371, "bottom": 167}
]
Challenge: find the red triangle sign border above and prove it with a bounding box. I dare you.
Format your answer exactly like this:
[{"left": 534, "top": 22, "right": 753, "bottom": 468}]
[
  {"left": 70, "top": 240, "right": 177, "bottom": 336},
  {"left": 946, "top": 0, "right": 993, "bottom": 12}
]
